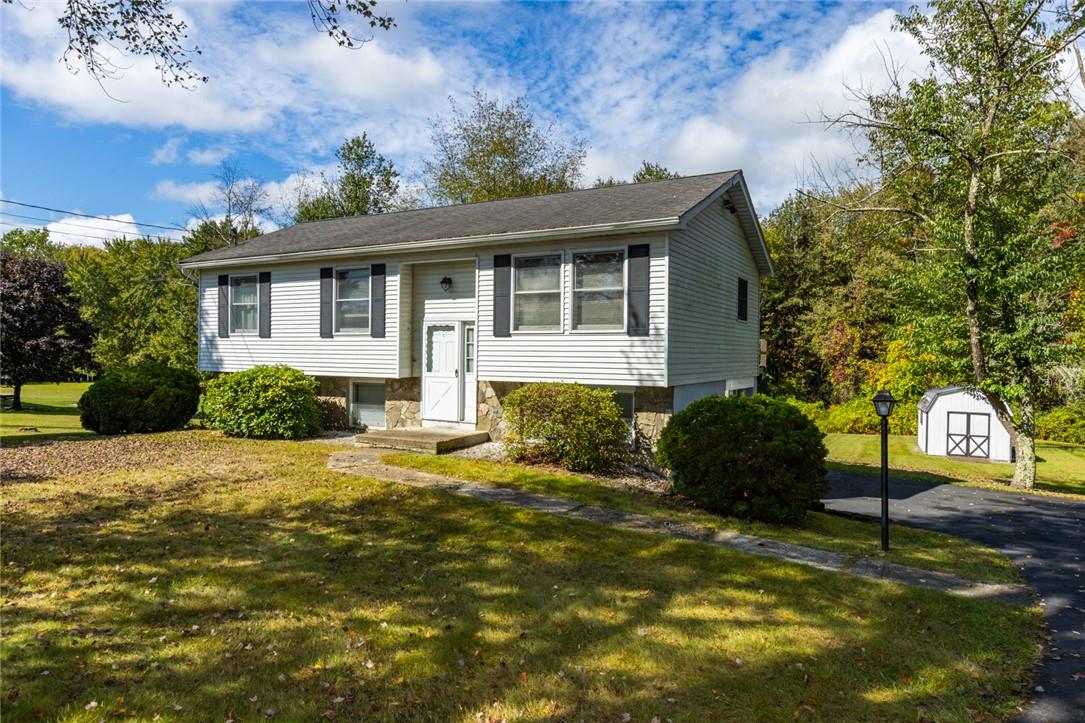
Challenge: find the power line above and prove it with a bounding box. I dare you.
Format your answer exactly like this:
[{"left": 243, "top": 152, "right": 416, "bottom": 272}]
[
  {"left": 0, "top": 221, "right": 176, "bottom": 244},
  {"left": 0, "top": 199, "right": 187, "bottom": 232},
  {"left": 0, "top": 210, "right": 185, "bottom": 237}
]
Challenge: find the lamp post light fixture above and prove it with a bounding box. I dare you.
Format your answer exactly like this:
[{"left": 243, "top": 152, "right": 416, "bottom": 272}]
[
  {"left": 872, "top": 389, "right": 897, "bottom": 551},
  {"left": 440, "top": 276, "right": 453, "bottom": 292}
]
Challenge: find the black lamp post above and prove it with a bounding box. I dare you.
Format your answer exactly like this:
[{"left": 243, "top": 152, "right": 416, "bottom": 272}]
[{"left": 872, "top": 389, "right": 897, "bottom": 551}]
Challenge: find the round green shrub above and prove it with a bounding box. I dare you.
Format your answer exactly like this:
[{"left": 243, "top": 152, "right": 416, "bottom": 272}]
[
  {"left": 79, "top": 362, "right": 199, "bottom": 434},
  {"left": 656, "top": 395, "right": 828, "bottom": 524},
  {"left": 1036, "top": 404, "right": 1085, "bottom": 445},
  {"left": 201, "top": 366, "right": 321, "bottom": 439},
  {"left": 502, "top": 382, "right": 628, "bottom": 473}
]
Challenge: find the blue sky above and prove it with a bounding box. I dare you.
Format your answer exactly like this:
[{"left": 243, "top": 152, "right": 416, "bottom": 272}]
[{"left": 0, "top": 0, "right": 926, "bottom": 246}]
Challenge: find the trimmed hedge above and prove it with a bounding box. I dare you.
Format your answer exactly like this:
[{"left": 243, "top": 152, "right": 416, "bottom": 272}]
[
  {"left": 503, "top": 382, "right": 628, "bottom": 473},
  {"left": 79, "top": 362, "right": 199, "bottom": 434},
  {"left": 1036, "top": 404, "right": 1085, "bottom": 445},
  {"left": 656, "top": 395, "right": 828, "bottom": 524},
  {"left": 201, "top": 365, "right": 321, "bottom": 440}
]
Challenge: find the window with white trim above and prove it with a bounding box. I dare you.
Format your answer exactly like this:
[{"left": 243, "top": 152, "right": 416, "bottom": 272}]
[
  {"left": 573, "top": 250, "right": 624, "bottom": 330},
  {"left": 513, "top": 254, "right": 562, "bottom": 330},
  {"left": 335, "top": 267, "right": 370, "bottom": 332},
  {"left": 230, "top": 274, "right": 258, "bottom": 333}
]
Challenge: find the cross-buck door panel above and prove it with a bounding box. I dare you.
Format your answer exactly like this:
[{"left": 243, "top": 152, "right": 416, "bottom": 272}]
[{"left": 947, "top": 412, "right": 990, "bottom": 458}]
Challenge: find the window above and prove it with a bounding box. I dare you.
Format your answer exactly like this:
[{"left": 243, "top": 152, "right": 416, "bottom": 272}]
[
  {"left": 230, "top": 274, "right": 258, "bottom": 333},
  {"left": 335, "top": 267, "right": 370, "bottom": 332},
  {"left": 464, "top": 324, "right": 475, "bottom": 374},
  {"left": 737, "top": 277, "right": 749, "bottom": 322},
  {"left": 573, "top": 250, "right": 624, "bottom": 330},
  {"left": 513, "top": 254, "right": 562, "bottom": 330}
]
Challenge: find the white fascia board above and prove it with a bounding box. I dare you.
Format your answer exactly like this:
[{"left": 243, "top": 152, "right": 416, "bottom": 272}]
[{"left": 178, "top": 216, "right": 680, "bottom": 270}]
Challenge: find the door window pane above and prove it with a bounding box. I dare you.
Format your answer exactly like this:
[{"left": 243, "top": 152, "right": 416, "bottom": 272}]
[
  {"left": 336, "top": 268, "right": 370, "bottom": 332},
  {"left": 513, "top": 255, "right": 561, "bottom": 330},
  {"left": 464, "top": 325, "right": 475, "bottom": 374},
  {"left": 230, "top": 275, "right": 258, "bottom": 333},
  {"left": 573, "top": 251, "right": 624, "bottom": 330}
]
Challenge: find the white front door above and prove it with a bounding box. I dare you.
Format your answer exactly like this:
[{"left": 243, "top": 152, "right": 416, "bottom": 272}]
[{"left": 422, "top": 322, "right": 461, "bottom": 422}]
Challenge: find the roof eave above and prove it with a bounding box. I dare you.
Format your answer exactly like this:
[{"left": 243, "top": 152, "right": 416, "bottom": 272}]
[{"left": 178, "top": 216, "right": 681, "bottom": 270}]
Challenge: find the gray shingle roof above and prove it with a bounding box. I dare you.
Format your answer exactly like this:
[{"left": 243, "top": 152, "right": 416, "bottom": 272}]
[{"left": 181, "top": 171, "right": 741, "bottom": 266}]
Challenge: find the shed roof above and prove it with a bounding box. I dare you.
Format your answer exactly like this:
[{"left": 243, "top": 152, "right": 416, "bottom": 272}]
[
  {"left": 918, "top": 386, "right": 965, "bottom": 413},
  {"left": 179, "top": 171, "right": 772, "bottom": 273}
]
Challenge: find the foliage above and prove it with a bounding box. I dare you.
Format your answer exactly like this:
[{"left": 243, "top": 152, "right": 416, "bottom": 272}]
[
  {"left": 784, "top": 396, "right": 917, "bottom": 436},
  {"left": 829, "top": 0, "right": 1085, "bottom": 488},
  {"left": 656, "top": 395, "right": 828, "bottom": 523},
  {"left": 502, "top": 382, "right": 628, "bottom": 472},
  {"left": 0, "top": 254, "right": 93, "bottom": 410},
  {"left": 16, "top": 0, "right": 393, "bottom": 88},
  {"left": 1036, "top": 405, "right": 1085, "bottom": 445},
  {"left": 593, "top": 160, "right": 680, "bottom": 187},
  {"left": 201, "top": 365, "right": 322, "bottom": 439},
  {"left": 295, "top": 133, "right": 403, "bottom": 222},
  {"left": 424, "top": 89, "right": 587, "bottom": 204},
  {"left": 78, "top": 362, "right": 198, "bottom": 434},
  {"left": 1, "top": 227, "right": 60, "bottom": 260}
]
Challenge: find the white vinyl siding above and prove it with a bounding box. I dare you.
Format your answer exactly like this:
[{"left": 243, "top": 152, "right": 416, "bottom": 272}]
[
  {"left": 478, "top": 236, "right": 667, "bottom": 386},
  {"left": 198, "top": 261, "right": 400, "bottom": 377},
  {"left": 668, "top": 198, "right": 761, "bottom": 386}
]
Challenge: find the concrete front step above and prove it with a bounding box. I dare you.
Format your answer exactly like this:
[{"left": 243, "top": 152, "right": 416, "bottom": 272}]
[{"left": 354, "top": 428, "right": 490, "bottom": 454}]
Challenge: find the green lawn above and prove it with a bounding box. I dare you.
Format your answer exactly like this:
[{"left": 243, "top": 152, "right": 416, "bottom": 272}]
[
  {"left": 825, "top": 433, "right": 1085, "bottom": 497},
  {"left": 383, "top": 453, "right": 1020, "bottom": 584},
  {"left": 0, "top": 382, "right": 93, "bottom": 446},
  {"left": 1, "top": 432, "right": 1042, "bottom": 721}
]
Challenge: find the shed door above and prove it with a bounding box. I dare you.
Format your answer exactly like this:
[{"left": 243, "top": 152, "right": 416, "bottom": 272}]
[{"left": 947, "top": 412, "right": 990, "bottom": 458}]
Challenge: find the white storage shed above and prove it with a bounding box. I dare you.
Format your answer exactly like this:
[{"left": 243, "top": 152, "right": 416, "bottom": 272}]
[{"left": 917, "top": 386, "right": 1014, "bottom": 462}]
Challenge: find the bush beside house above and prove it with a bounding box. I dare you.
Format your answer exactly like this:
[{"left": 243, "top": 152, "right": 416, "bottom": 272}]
[
  {"left": 202, "top": 365, "right": 321, "bottom": 440},
  {"left": 79, "top": 362, "right": 199, "bottom": 434},
  {"left": 502, "top": 382, "right": 628, "bottom": 473},
  {"left": 657, "top": 395, "right": 828, "bottom": 524}
]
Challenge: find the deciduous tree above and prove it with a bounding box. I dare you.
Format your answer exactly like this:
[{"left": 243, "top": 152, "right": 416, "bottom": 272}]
[
  {"left": 295, "top": 133, "right": 402, "bottom": 222},
  {"left": 0, "top": 255, "right": 93, "bottom": 409},
  {"left": 424, "top": 89, "right": 586, "bottom": 205}
]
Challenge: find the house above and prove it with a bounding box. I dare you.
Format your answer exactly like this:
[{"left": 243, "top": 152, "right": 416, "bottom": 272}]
[
  {"left": 178, "top": 171, "right": 773, "bottom": 445},
  {"left": 917, "top": 386, "right": 1015, "bottom": 462}
]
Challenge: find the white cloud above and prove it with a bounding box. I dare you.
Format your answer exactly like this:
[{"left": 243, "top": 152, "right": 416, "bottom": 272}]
[
  {"left": 153, "top": 179, "right": 219, "bottom": 205},
  {"left": 45, "top": 213, "right": 145, "bottom": 247},
  {"left": 186, "top": 146, "right": 231, "bottom": 165},
  {"left": 151, "top": 137, "right": 186, "bottom": 164}
]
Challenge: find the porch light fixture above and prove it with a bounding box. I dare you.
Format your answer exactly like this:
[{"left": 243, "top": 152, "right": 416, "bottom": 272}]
[
  {"left": 871, "top": 389, "right": 897, "bottom": 551},
  {"left": 440, "top": 276, "right": 453, "bottom": 292}
]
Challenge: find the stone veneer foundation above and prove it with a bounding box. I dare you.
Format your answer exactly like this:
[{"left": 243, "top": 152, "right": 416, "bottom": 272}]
[{"left": 385, "top": 377, "right": 422, "bottom": 429}]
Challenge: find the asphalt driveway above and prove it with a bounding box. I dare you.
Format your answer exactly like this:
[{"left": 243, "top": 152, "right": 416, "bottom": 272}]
[{"left": 825, "top": 471, "right": 1085, "bottom": 722}]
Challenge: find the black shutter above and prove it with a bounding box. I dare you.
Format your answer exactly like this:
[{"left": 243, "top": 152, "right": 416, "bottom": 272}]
[
  {"left": 217, "top": 274, "right": 230, "bottom": 338},
  {"left": 370, "top": 263, "right": 386, "bottom": 338},
  {"left": 627, "top": 245, "right": 650, "bottom": 336},
  {"left": 737, "top": 277, "right": 749, "bottom": 321},
  {"left": 493, "top": 254, "right": 511, "bottom": 337},
  {"left": 320, "top": 267, "right": 334, "bottom": 338},
  {"left": 258, "top": 271, "right": 271, "bottom": 338}
]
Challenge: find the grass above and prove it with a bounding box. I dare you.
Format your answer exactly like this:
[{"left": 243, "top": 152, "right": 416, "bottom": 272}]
[
  {"left": 825, "top": 433, "right": 1085, "bottom": 497},
  {"left": 1, "top": 432, "right": 1044, "bottom": 722},
  {"left": 0, "top": 382, "right": 93, "bottom": 446},
  {"left": 382, "top": 453, "right": 1020, "bottom": 584}
]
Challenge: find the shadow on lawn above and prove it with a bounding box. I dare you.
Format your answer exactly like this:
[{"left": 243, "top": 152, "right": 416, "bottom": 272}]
[{"left": 1, "top": 467, "right": 1037, "bottom": 721}]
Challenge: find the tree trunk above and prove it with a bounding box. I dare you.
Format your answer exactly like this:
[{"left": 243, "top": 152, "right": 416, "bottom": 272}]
[
  {"left": 12, "top": 382, "right": 22, "bottom": 411},
  {"left": 1011, "top": 397, "right": 1037, "bottom": 489},
  {"left": 1012, "top": 430, "right": 1036, "bottom": 489}
]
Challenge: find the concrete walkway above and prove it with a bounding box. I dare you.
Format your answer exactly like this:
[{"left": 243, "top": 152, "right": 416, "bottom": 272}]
[
  {"left": 825, "top": 471, "right": 1085, "bottom": 723},
  {"left": 327, "top": 449, "right": 1032, "bottom": 605}
]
